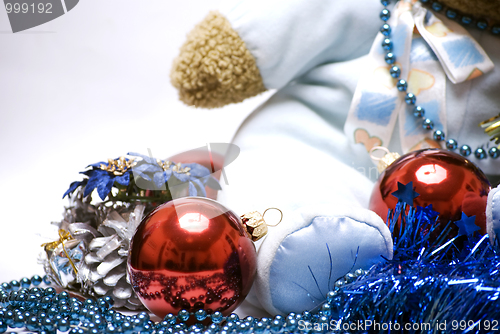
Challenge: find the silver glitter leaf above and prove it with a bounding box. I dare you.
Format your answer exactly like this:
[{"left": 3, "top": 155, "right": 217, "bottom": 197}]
[
  {"left": 97, "top": 225, "right": 115, "bottom": 237},
  {"left": 90, "top": 268, "right": 104, "bottom": 282},
  {"left": 102, "top": 213, "right": 128, "bottom": 239},
  {"left": 128, "top": 205, "right": 145, "bottom": 239},
  {"left": 77, "top": 263, "right": 90, "bottom": 283},
  {"left": 103, "top": 205, "right": 144, "bottom": 241},
  {"left": 113, "top": 280, "right": 132, "bottom": 299},
  {"left": 84, "top": 252, "right": 101, "bottom": 264},
  {"left": 112, "top": 296, "right": 126, "bottom": 308},
  {"left": 96, "top": 235, "right": 121, "bottom": 260},
  {"left": 118, "top": 249, "right": 129, "bottom": 257},
  {"left": 102, "top": 267, "right": 125, "bottom": 286},
  {"left": 96, "top": 253, "right": 123, "bottom": 276},
  {"left": 93, "top": 281, "right": 111, "bottom": 296},
  {"left": 69, "top": 223, "right": 99, "bottom": 239},
  {"left": 128, "top": 297, "right": 142, "bottom": 305},
  {"left": 108, "top": 210, "right": 127, "bottom": 223},
  {"left": 89, "top": 235, "right": 115, "bottom": 250}
]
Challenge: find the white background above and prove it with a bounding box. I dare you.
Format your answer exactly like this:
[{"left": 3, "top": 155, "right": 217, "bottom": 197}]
[{"left": 0, "top": 0, "right": 271, "bottom": 317}]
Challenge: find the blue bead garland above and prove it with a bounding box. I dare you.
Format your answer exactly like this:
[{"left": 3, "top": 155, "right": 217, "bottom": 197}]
[
  {"left": 475, "top": 147, "right": 487, "bottom": 159},
  {"left": 460, "top": 144, "right": 472, "bottom": 157},
  {"left": 477, "top": 20, "right": 488, "bottom": 30},
  {"left": 389, "top": 65, "right": 400, "bottom": 78},
  {"left": 490, "top": 147, "right": 500, "bottom": 158},
  {"left": 422, "top": 118, "right": 434, "bottom": 130},
  {"left": 431, "top": 2, "right": 443, "bottom": 12},
  {"left": 384, "top": 52, "right": 396, "bottom": 64},
  {"left": 382, "top": 38, "right": 393, "bottom": 50},
  {"left": 0, "top": 272, "right": 368, "bottom": 334},
  {"left": 380, "top": 8, "right": 391, "bottom": 21},
  {"left": 405, "top": 93, "right": 416, "bottom": 105},
  {"left": 378, "top": 0, "right": 499, "bottom": 159},
  {"left": 380, "top": 23, "right": 391, "bottom": 36},
  {"left": 446, "top": 9, "right": 457, "bottom": 19},
  {"left": 421, "top": 0, "right": 500, "bottom": 36},
  {"left": 461, "top": 15, "right": 472, "bottom": 26},
  {"left": 413, "top": 106, "right": 425, "bottom": 117},
  {"left": 396, "top": 79, "right": 407, "bottom": 91}
]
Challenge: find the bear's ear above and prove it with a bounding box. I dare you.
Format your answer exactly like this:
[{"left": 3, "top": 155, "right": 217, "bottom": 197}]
[{"left": 170, "top": 11, "right": 266, "bottom": 108}]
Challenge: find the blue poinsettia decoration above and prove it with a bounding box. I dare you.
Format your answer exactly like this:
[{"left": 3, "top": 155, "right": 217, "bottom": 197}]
[
  {"left": 128, "top": 152, "right": 220, "bottom": 198},
  {"left": 63, "top": 153, "right": 221, "bottom": 202}
]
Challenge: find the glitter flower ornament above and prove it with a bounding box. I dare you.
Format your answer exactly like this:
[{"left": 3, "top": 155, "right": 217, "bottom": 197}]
[
  {"left": 63, "top": 157, "right": 136, "bottom": 201},
  {"left": 63, "top": 153, "right": 220, "bottom": 203},
  {"left": 127, "top": 152, "right": 220, "bottom": 198}
]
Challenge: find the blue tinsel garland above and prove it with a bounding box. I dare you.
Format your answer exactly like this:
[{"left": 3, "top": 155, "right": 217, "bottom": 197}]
[{"left": 311, "top": 202, "right": 500, "bottom": 333}]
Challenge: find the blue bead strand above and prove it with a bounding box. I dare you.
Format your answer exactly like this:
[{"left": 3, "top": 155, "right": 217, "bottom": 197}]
[
  {"left": 390, "top": 65, "right": 401, "bottom": 78},
  {"left": 382, "top": 38, "right": 393, "bottom": 51},
  {"left": 0, "top": 270, "right": 366, "bottom": 334},
  {"left": 380, "top": 8, "right": 391, "bottom": 21},
  {"left": 422, "top": 0, "right": 500, "bottom": 36},
  {"left": 0, "top": 274, "right": 347, "bottom": 334},
  {"left": 377, "top": 0, "right": 499, "bottom": 159}
]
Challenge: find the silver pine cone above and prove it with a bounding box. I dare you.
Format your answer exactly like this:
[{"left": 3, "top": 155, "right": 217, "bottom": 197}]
[{"left": 42, "top": 187, "right": 152, "bottom": 310}]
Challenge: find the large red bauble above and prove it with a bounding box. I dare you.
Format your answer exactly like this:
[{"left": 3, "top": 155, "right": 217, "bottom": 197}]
[
  {"left": 127, "top": 197, "right": 257, "bottom": 317},
  {"left": 369, "top": 149, "right": 491, "bottom": 235}
]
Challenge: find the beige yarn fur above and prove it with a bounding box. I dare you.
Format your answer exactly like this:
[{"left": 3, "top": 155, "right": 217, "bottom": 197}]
[
  {"left": 171, "top": 11, "right": 266, "bottom": 108},
  {"left": 439, "top": 0, "right": 500, "bottom": 21}
]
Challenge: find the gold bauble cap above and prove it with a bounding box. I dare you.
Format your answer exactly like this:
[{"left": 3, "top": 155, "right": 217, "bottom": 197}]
[
  {"left": 240, "top": 208, "right": 283, "bottom": 241},
  {"left": 370, "top": 146, "right": 401, "bottom": 173}
]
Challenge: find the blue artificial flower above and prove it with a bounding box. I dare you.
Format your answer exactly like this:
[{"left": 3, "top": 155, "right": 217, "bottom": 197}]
[
  {"left": 63, "top": 157, "right": 135, "bottom": 200},
  {"left": 62, "top": 180, "right": 86, "bottom": 199},
  {"left": 63, "top": 153, "right": 221, "bottom": 201},
  {"left": 83, "top": 168, "right": 130, "bottom": 200},
  {"left": 128, "top": 152, "right": 163, "bottom": 183},
  {"left": 128, "top": 152, "right": 221, "bottom": 196},
  {"left": 181, "top": 162, "right": 221, "bottom": 196}
]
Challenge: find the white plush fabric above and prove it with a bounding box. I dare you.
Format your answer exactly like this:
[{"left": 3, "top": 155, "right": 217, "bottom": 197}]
[
  {"left": 216, "top": 0, "right": 500, "bottom": 315},
  {"left": 254, "top": 204, "right": 392, "bottom": 315}
]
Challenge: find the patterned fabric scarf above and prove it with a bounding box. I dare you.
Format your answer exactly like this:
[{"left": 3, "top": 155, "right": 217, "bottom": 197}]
[{"left": 345, "top": 0, "right": 494, "bottom": 153}]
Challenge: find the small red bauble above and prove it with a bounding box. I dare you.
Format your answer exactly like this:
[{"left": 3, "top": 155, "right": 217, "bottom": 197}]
[
  {"left": 127, "top": 197, "right": 257, "bottom": 318},
  {"left": 369, "top": 149, "right": 491, "bottom": 236}
]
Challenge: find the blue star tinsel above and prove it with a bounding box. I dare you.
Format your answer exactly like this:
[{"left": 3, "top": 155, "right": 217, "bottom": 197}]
[
  {"left": 391, "top": 181, "right": 420, "bottom": 206},
  {"left": 306, "top": 202, "right": 500, "bottom": 334}
]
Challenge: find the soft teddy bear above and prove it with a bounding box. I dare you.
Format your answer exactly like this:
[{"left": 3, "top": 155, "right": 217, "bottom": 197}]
[{"left": 171, "top": 0, "right": 500, "bottom": 315}]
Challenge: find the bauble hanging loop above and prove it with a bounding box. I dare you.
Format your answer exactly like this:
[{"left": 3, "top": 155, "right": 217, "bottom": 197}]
[
  {"left": 369, "top": 146, "right": 401, "bottom": 173},
  {"left": 240, "top": 207, "right": 283, "bottom": 241}
]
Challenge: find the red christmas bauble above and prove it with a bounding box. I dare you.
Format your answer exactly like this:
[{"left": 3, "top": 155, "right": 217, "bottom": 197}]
[
  {"left": 369, "top": 149, "right": 491, "bottom": 236},
  {"left": 127, "top": 197, "right": 257, "bottom": 317}
]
